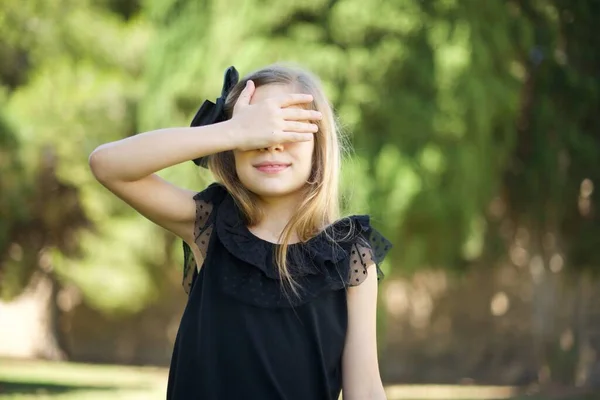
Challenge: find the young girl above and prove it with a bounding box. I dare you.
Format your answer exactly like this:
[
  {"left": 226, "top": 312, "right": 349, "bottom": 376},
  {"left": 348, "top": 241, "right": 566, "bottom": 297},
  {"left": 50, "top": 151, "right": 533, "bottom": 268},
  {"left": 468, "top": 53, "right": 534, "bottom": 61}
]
[{"left": 89, "top": 64, "right": 391, "bottom": 400}]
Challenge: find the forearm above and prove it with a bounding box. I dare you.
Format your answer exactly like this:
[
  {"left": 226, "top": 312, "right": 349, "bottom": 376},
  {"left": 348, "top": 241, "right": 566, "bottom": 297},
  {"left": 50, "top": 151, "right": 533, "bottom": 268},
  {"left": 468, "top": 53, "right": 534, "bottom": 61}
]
[
  {"left": 343, "top": 383, "right": 387, "bottom": 400},
  {"left": 89, "top": 121, "right": 236, "bottom": 182}
]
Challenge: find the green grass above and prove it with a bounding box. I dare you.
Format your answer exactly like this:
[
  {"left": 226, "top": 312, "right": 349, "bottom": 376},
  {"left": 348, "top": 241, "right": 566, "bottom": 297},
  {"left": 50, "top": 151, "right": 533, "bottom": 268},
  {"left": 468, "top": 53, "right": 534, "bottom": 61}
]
[
  {"left": 0, "top": 359, "right": 166, "bottom": 399},
  {"left": 0, "top": 358, "right": 596, "bottom": 400}
]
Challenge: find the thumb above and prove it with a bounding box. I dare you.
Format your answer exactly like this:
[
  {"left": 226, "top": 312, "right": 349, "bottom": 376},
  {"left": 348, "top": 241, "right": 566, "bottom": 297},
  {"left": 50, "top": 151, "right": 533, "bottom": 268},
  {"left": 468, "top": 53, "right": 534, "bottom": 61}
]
[{"left": 235, "top": 80, "right": 255, "bottom": 109}]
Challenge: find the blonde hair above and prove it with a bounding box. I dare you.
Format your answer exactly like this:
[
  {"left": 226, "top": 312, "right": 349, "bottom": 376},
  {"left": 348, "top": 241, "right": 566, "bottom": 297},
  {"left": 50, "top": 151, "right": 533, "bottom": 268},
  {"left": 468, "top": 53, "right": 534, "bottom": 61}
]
[{"left": 207, "top": 63, "right": 343, "bottom": 296}]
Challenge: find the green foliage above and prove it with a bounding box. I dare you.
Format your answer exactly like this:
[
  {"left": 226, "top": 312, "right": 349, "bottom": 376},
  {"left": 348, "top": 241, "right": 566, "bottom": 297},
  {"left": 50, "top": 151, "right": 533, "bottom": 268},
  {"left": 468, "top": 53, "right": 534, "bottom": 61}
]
[
  {"left": 0, "top": 0, "right": 155, "bottom": 305},
  {"left": 0, "top": 0, "right": 598, "bottom": 316}
]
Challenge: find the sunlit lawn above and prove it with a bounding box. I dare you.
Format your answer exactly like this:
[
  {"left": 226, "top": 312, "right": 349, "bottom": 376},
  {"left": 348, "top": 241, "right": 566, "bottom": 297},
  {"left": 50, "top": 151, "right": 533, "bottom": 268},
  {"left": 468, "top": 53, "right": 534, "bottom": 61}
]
[
  {"left": 0, "top": 359, "right": 166, "bottom": 400},
  {"left": 0, "top": 358, "right": 596, "bottom": 400}
]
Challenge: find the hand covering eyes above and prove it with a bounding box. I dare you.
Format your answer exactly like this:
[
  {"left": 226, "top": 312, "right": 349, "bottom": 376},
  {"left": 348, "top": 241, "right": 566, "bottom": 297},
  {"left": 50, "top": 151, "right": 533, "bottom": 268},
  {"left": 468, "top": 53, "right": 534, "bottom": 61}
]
[{"left": 190, "top": 66, "right": 239, "bottom": 168}]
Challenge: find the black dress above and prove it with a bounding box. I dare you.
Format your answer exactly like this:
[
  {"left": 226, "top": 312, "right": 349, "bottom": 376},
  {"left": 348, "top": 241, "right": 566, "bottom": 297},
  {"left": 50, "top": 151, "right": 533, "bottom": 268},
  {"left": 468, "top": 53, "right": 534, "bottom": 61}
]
[{"left": 166, "top": 183, "right": 391, "bottom": 400}]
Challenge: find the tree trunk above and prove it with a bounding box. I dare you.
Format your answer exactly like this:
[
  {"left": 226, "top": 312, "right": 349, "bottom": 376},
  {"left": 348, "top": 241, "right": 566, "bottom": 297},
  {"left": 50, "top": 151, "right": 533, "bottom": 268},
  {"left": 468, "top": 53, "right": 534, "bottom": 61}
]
[{"left": 0, "top": 270, "right": 66, "bottom": 360}]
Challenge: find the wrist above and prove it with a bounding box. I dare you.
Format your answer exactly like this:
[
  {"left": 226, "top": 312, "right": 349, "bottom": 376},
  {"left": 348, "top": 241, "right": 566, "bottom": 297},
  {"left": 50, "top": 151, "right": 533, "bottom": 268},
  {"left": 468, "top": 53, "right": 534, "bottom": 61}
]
[{"left": 222, "top": 119, "right": 245, "bottom": 151}]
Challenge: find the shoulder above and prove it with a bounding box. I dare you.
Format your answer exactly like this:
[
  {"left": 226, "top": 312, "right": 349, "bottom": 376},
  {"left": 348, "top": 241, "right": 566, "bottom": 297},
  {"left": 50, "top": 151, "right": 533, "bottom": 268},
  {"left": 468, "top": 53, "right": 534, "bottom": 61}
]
[
  {"left": 189, "top": 182, "right": 231, "bottom": 238},
  {"left": 193, "top": 182, "right": 229, "bottom": 204},
  {"left": 328, "top": 215, "right": 390, "bottom": 251},
  {"left": 326, "top": 215, "right": 392, "bottom": 286}
]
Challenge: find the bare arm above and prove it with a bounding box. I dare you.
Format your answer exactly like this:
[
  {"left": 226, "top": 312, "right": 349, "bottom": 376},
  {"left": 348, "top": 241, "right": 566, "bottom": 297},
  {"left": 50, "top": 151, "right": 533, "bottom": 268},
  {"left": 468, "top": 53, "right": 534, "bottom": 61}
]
[
  {"left": 342, "top": 265, "right": 387, "bottom": 400},
  {"left": 89, "top": 122, "right": 237, "bottom": 243},
  {"left": 89, "top": 81, "right": 321, "bottom": 245}
]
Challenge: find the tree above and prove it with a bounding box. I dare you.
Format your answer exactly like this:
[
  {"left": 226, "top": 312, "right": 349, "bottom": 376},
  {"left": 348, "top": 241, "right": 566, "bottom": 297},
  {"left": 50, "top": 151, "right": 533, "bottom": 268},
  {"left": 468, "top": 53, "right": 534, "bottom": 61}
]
[
  {"left": 0, "top": 0, "right": 155, "bottom": 358},
  {"left": 1, "top": 0, "right": 599, "bottom": 384}
]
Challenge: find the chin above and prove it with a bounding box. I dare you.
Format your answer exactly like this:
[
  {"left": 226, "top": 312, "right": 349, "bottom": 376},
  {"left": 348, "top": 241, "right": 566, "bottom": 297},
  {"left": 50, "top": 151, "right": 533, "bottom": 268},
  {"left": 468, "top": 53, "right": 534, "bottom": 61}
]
[
  {"left": 235, "top": 160, "right": 312, "bottom": 199},
  {"left": 237, "top": 168, "right": 308, "bottom": 198},
  {"left": 243, "top": 179, "right": 306, "bottom": 198}
]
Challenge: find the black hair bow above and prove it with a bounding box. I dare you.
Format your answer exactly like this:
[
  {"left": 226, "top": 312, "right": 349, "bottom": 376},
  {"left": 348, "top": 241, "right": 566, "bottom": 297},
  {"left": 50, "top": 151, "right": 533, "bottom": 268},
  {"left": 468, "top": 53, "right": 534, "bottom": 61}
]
[{"left": 190, "top": 66, "right": 239, "bottom": 167}]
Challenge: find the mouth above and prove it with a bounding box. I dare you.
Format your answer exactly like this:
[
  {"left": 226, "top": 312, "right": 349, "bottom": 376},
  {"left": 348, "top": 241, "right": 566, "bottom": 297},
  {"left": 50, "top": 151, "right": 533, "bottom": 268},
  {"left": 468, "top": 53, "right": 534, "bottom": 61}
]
[{"left": 253, "top": 161, "right": 291, "bottom": 174}]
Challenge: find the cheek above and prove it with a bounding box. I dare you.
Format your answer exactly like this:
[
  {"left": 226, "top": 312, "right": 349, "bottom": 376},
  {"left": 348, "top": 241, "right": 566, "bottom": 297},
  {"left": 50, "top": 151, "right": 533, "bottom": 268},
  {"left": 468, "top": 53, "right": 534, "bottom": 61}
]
[
  {"left": 233, "top": 151, "right": 253, "bottom": 176},
  {"left": 290, "top": 141, "right": 315, "bottom": 175}
]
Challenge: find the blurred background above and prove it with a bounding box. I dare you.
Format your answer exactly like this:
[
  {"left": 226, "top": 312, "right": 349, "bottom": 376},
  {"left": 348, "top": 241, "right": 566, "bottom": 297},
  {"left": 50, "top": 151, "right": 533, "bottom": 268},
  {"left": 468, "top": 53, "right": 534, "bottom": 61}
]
[{"left": 0, "top": 0, "right": 599, "bottom": 399}]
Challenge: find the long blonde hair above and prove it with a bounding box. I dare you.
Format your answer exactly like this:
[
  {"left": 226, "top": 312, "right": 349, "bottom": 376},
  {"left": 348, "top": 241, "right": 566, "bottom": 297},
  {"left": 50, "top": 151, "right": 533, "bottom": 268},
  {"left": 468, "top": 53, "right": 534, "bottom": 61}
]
[{"left": 207, "top": 63, "right": 343, "bottom": 295}]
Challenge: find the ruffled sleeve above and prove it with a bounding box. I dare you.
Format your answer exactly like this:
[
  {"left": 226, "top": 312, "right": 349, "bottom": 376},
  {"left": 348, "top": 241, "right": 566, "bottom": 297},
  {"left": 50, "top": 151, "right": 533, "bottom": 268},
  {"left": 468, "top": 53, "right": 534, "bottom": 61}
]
[
  {"left": 345, "top": 216, "right": 392, "bottom": 286},
  {"left": 194, "top": 201, "right": 391, "bottom": 306},
  {"left": 182, "top": 183, "right": 228, "bottom": 294}
]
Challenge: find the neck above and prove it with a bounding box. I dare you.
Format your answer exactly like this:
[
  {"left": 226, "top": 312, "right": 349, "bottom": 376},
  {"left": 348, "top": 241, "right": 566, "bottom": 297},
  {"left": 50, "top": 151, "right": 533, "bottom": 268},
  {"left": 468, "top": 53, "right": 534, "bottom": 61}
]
[{"left": 249, "top": 193, "right": 304, "bottom": 244}]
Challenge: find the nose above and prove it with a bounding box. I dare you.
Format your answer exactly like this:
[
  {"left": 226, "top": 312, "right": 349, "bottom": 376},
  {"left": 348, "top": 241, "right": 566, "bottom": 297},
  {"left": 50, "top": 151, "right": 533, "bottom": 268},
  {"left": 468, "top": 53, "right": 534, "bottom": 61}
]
[{"left": 261, "top": 143, "right": 284, "bottom": 152}]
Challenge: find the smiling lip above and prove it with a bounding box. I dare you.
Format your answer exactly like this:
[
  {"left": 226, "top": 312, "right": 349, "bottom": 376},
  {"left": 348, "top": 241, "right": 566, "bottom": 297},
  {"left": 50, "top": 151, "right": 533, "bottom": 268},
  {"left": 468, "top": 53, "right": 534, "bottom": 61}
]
[{"left": 253, "top": 162, "right": 291, "bottom": 174}]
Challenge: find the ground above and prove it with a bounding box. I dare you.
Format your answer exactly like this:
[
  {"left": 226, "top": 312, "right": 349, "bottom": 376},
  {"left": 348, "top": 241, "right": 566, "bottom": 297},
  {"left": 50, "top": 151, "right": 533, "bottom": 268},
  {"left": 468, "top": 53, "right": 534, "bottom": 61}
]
[{"left": 0, "top": 358, "right": 595, "bottom": 400}]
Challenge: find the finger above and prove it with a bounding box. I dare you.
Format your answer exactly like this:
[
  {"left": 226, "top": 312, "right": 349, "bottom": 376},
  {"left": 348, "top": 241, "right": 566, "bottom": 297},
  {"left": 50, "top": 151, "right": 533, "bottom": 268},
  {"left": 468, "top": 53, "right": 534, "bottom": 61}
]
[
  {"left": 283, "top": 121, "right": 319, "bottom": 133},
  {"left": 280, "top": 108, "right": 322, "bottom": 121},
  {"left": 280, "top": 132, "right": 315, "bottom": 143},
  {"left": 235, "top": 80, "right": 255, "bottom": 109},
  {"left": 276, "top": 93, "right": 314, "bottom": 108}
]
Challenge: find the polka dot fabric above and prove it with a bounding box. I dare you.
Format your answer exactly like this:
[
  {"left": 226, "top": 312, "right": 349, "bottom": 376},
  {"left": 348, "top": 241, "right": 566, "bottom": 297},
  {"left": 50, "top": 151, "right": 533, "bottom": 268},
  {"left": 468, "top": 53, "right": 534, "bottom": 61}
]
[
  {"left": 181, "top": 183, "right": 392, "bottom": 301},
  {"left": 170, "top": 183, "right": 393, "bottom": 398},
  {"left": 182, "top": 183, "right": 227, "bottom": 294},
  {"left": 348, "top": 227, "right": 391, "bottom": 286}
]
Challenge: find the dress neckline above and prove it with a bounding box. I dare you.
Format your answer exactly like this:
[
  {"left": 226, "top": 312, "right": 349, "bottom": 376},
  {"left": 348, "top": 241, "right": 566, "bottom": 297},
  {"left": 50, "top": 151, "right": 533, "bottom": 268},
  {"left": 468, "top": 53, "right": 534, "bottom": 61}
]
[
  {"left": 214, "top": 193, "right": 365, "bottom": 276},
  {"left": 195, "top": 183, "right": 391, "bottom": 307},
  {"left": 243, "top": 224, "right": 331, "bottom": 248}
]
